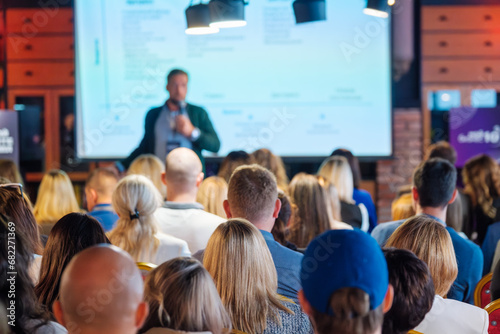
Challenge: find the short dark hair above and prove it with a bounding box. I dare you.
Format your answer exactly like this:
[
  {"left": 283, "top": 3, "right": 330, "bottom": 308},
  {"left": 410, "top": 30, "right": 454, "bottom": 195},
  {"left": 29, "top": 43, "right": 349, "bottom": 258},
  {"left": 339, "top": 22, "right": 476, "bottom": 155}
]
[
  {"left": 382, "top": 248, "right": 435, "bottom": 334},
  {"left": 426, "top": 141, "right": 457, "bottom": 165},
  {"left": 413, "top": 158, "right": 456, "bottom": 208},
  {"left": 167, "top": 69, "right": 189, "bottom": 83}
]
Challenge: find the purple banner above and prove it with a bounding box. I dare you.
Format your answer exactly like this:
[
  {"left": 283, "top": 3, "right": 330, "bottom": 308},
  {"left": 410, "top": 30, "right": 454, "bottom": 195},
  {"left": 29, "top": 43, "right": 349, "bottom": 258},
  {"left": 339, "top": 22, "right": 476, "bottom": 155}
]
[
  {"left": 449, "top": 107, "right": 500, "bottom": 167},
  {"left": 0, "top": 110, "right": 19, "bottom": 166}
]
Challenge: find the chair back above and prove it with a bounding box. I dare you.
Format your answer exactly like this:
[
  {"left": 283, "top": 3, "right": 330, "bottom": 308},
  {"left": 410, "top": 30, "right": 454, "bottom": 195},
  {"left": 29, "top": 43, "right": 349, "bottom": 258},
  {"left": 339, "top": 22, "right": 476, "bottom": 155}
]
[
  {"left": 485, "top": 299, "right": 500, "bottom": 334},
  {"left": 475, "top": 273, "right": 494, "bottom": 308},
  {"left": 136, "top": 262, "right": 157, "bottom": 280}
]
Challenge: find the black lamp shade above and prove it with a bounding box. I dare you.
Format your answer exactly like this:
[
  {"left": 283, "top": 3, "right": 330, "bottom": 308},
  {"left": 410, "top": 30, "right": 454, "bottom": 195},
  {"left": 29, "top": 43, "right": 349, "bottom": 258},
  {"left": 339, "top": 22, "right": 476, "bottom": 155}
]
[
  {"left": 186, "top": 4, "right": 212, "bottom": 29},
  {"left": 365, "top": 0, "right": 391, "bottom": 17},
  {"left": 293, "top": 0, "right": 326, "bottom": 24},
  {"left": 209, "top": 0, "right": 246, "bottom": 28}
]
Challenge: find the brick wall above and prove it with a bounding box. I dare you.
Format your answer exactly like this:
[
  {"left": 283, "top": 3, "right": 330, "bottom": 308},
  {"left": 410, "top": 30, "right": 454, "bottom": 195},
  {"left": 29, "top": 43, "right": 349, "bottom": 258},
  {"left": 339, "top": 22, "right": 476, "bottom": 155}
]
[{"left": 376, "top": 108, "right": 423, "bottom": 222}]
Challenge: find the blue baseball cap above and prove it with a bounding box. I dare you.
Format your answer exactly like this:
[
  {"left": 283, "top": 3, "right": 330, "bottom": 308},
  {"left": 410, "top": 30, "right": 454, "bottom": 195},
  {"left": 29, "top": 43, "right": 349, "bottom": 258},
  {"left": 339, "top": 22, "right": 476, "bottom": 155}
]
[{"left": 300, "top": 229, "right": 389, "bottom": 315}]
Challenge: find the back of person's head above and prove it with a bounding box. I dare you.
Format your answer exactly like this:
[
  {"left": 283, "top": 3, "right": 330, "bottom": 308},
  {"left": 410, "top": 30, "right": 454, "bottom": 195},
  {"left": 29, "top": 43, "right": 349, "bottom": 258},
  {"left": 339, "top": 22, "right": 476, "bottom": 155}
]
[
  {"left": 288, "top": 173, "right": 333, "bottom": 248},
  {"left": 462, "top": 154, "right": 500, "bottom": 218},
  {"left": 53, "top": 245, "right": 148, "bottom": 334},
  {"left": 386, "top": 215, "right": 458, "bottom": 297},
  {"left": 319, "top": 176, "right": 342, "bottom": 221},
  {"left": 140, "top": 257, "right": 231, "bottom": 334},
  {"left": 412, "top": 158, "right": 457, "bottom": 208},
  {"left": 0, "top": 159, "right": 23, "bottom": 184},
  {"left": 391, "top": 193, "right": 415, "bottom": 221},
  {"left": 35, "top": 213, "right": 110, "bottom": 313},
  {"left": 271, "top": 190, "right": 292, "bottom": 246},
  {"left": 196, "top": 176, "right": 228, "bottom": 218},
  {"left": 164, "top": 148, "right": 203, "bottom": 195},
  {"left": 128, "top": 154, "right": 166, "bottom": 199},
  {"left": 85, "top": 167, "right": 119, "bottom": 209},
  {"left": 331, "top": 148, "right": 362, "bottom": 189},
  {"left": 203, "top": 218, "right": 290, "bottom": 334},
  {"left": 0, "top": 184, "right": 42, "bottom": 255},
  {"left": 109, "top": 174, "right": 162, "bottom": 261},
  {"left": 300, "top": 229, "right": 391, "bottom": 334},
  {"left": 226, "top": 164, "right": 278, "bottom": 224},
  {"left": 426, "top": 141, "right": 457, "bottom": 165},
  {"left": 218, "top": 150, "right": 254, "bottom": 183},
  {"left": 318, "top": 155, "right": 354, "bottom": 203},
  {"left": 251, "top": 148, "right": 289, "bottom": 189},
  {"left": 382, "top": 248, "right": 435, "bottom": 334},
  {"left": 0, "top": 214, "right": 50, "bottom": 333},
  {"left": 34, "top": 169, "right": 80, "bottom": 224}
]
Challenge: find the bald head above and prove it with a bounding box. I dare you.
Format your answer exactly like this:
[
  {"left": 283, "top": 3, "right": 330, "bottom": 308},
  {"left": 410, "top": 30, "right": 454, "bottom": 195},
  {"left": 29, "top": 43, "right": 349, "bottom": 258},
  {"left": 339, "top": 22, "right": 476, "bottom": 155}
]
[
  {"left": 53, "top": 245, "right": 148, "bottom": 334},
  {"left": 163, "top": 148, "right": 204, "bottom": 201}
]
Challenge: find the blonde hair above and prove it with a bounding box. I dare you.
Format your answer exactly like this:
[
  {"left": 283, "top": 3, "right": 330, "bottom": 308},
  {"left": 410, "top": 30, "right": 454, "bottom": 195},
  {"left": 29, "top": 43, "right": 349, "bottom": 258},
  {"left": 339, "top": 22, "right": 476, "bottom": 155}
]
[
  {"left": 386, "top": 215, "right": 458, "bottom": 297},
  {"left": 318, "top": 156, "right": 354, "bottom": 204},
  {"left": 108, "top": 174, "right": 162, "bottom": 261},
  {"left": 204, "top": 219, "right": 292, "bottom": 334},
  {"left": 33, "top": 170, "right": 80, "bottom": 225},
  {"left": 463, "top": 154, "right": 500, "bottom": 219},
  {"left": 128, "top": 154, "right": 167, "bottom": 199},
  {"left": 141, "top": 257, "right": 232, "bottom": 334},
  {"left": 251, "top": 149, "right": 289, "bottom": 190},
  {"left": 318, "top": 176, "right": 342, "bottom": 222},
  {"left": 0, "top": 159, "right": 23, "bottom": 184},
  {"left": 391, "top": 193, "right": 415, "bottom": 221},
  {"left": 288, "top": 173, "right": 333, "bottom": 248},
  {"left": 196, "top": 176, "right": 227, "bottom": 218}
]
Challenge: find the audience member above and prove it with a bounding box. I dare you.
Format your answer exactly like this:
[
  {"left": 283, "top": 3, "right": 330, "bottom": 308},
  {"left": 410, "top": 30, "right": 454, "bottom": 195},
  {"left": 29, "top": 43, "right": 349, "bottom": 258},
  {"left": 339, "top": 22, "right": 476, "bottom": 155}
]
[
  {"left": 386, "top": 216, "right": 488, "bottom": 333},
  {"left": 318, "top": 156, "right": 369, "bottom": 230},
  {"left": 0, "top": 214, "right": 67, "bottom": 334},
  {"left": 155, "top": 148, "right": 224, "bottom": 253},
  {"left": 52, "top": 245, "right": 148, "bottom": 334},
  {"left": 382, "top": 248, "right": 435, "bottom": 334},
  {"left": 204, "top": 219, "right": 313, "bottom": 334},
  {"left": 217, "top": 150, "right": 253, "bottom": 183},
  {"left": 0, "top": 183, "right": 43, "bottom": 283},
  {"left": 491, "top": 257, "right": 500, "bottom": 301},
  {"left": 128, "top": 154, "right": 167, "bottom": 200},
  {"left": 299, "top": 229, "right": 393, "bottom": 334},
  {"left": 331, "top": 148, "right": 378, "bottom": 231},
  {"left": 271, "top": 190, "right": 297, "bottom": 250},
  {"left": 371, "top": 158, "right": 483, "bottom": 304},
  {"left": 319, "top": 177, "right": 342, "bottom": 222},
  {"left": 140, "top": 257, "right": 231, "bottom": 334},
  {"left": 462, "top": 154, "right": 500, "bottom": 244},
  {"left": 0, "top": 158, "right": 23, "bottom": 184},
  {"left": 252, "top": 148, "right": 289, "bottom": 190},
  {"left": 288, "top": 173, "right": 351, "bottom": 248},
  {"left": 391, "top": 193, "right": 415, "bottom": 221},
  {"left": 222, "top": 164, "right": 303, "bottom": 302},
  {"left": 196, "top": 176, "right": 228, "bottom": 219},
  {"left": 33, "top": 170, "right": 80, "bottom": 236},
  {"left": 108, "top": 174, "right": 190, "bottom": 264},
  {"left": 84, "top": 168, "right": 119, "bottom": 231},
  {"left": 35, "top": 213, "right": 110, "bottom": 316}
]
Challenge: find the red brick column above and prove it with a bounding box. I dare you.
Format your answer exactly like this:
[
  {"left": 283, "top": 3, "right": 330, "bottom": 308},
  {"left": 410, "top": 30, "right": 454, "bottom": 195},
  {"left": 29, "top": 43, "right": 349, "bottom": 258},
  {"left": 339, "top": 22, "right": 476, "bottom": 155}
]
[{"left": 376, "top": 109, "right": 423, "bottom": 223}]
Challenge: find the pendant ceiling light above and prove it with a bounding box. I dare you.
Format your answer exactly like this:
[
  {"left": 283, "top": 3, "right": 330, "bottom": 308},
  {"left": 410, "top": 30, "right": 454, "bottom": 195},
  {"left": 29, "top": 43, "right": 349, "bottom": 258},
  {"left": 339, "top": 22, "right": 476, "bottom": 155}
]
[
  {"left": 363, "top": 0, "right": 392, "bottom": 18},
  {"left": 185, "top": 3, "right": 220, "bottom": 35},
  {"left": 293, "top": 0, "right": 326, "bottom": 24},
  {"left": 208, "top": 0, "right": 247, "bottom": 29}
]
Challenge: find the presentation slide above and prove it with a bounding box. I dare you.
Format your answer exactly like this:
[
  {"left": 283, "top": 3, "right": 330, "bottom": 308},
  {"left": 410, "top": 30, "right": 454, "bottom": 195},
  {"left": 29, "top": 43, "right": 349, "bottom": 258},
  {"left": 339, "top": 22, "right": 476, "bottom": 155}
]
[{"left": 75, "top": 0, "right": 392, "bottom": 159}]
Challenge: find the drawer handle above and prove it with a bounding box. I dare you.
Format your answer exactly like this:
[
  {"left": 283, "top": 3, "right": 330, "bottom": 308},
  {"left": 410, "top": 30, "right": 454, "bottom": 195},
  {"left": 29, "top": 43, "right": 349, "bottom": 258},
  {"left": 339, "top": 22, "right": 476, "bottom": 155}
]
[
  {"left": 485, "top": 67, "right": 493, "bottom": 73},
  {"left": 439, "top": 15, "right": 448, "bottom": 22},
  {"left": 25, "top": 70, "right": 33, "bottom": 77},
  {"left": 485, "top": 15, "right": 492, "bottom": 21},
  {"left": 439, "top": 67, "right": 448, "bottom": 74},
  {"left": 439, "top": 41, "right": 448, "bottom": 47},
  {"left": 23, "top": 17, "right": 32, "bottom": 24},
  {"left": 485, "top": 40, "right": 493, "bottom": 47},
  {"left": 25, "top": 44, "right": 33, "bottom": 51}
]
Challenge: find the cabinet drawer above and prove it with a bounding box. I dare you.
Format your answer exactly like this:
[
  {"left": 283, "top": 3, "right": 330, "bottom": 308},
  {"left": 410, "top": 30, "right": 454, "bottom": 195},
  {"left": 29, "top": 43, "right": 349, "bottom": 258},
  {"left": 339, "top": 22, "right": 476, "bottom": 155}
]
[
  {"left": 422, "top": 60, "right": 500, "bottom": 83},
  {"left": 422, "top": 6, "right": 500, "bottom": 31},
  {"left": 7, "top": 62, "right": 74, "bottom": 87},
  {"left": 422, "top": 33, "right": 500, "bottom": 57},
  {"left": 7, "top": 36, "right": 74, "bottom": 60},
  {"left": 6, "top": 8, "right": 73, "bottom": 34}
]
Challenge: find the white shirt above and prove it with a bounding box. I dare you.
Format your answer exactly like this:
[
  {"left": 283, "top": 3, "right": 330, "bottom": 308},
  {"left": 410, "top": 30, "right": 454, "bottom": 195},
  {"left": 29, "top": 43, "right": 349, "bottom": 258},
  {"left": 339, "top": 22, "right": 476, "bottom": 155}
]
[
  {"left": 138, "top": 232, "right": 191, "bottom": 265},
  {"left": 154, "top": 202, "right": 225, "bottom": 254},
  {"left": 414, "top": 295, "right": 488, "bottom": 334}
]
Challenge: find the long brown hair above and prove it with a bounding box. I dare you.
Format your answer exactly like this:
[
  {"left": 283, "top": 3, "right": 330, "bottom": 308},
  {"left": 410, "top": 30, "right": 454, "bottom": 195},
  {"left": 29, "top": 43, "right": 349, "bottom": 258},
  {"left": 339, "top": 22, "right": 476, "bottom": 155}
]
[
  {"left": 204, "top": 219, "right": 292, "bottom": 334},
  {"left": 463, "top": 154, "right": 500, "bottom": 218},
  {"left": 252, "top": 148, "right": 289, "bottom": 190},
  {"left": 35, "top": 213, "right": 110, "bottom": 313}
]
